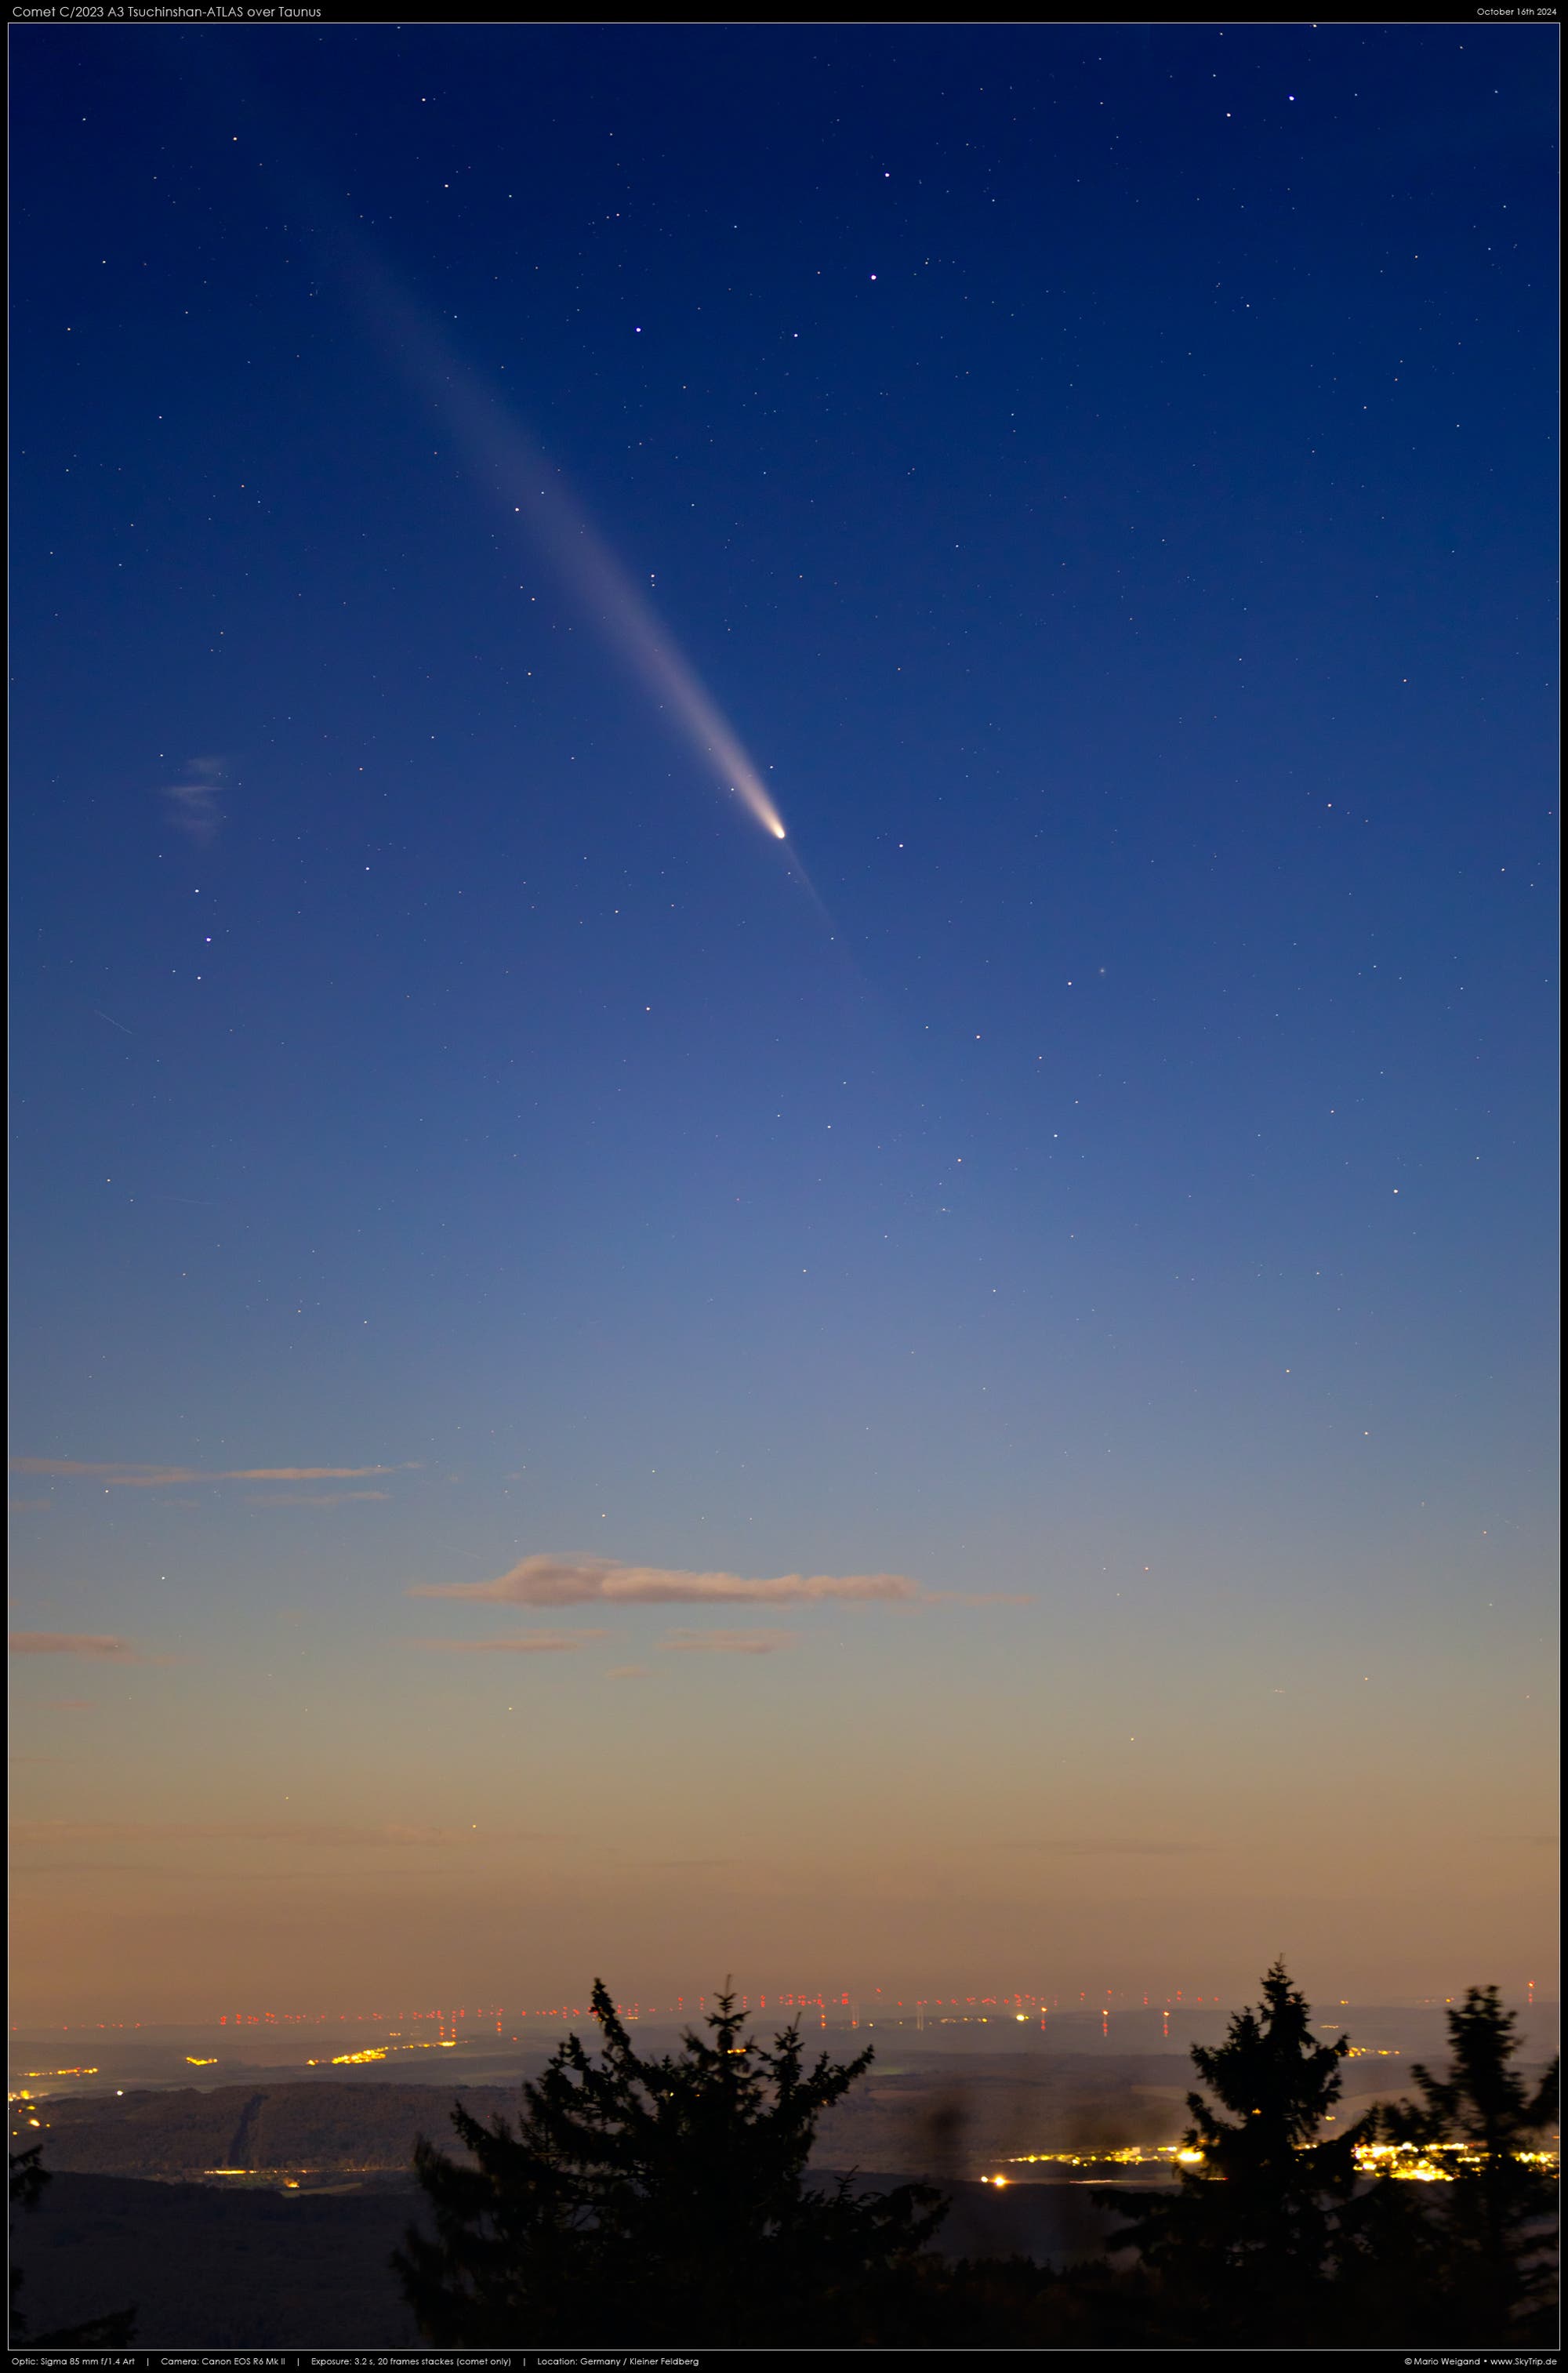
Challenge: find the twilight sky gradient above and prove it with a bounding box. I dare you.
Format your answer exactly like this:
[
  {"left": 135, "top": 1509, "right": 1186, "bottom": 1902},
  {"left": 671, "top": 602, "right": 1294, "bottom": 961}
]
[{"left": 9, "top": 24, "right": 1558, "bottom": 2023}]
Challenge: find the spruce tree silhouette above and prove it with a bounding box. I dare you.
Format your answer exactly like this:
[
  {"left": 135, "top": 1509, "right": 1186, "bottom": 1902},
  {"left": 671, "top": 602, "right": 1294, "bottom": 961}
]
[
  {"left": 1378, "top": 1986, "right": 1559, "bottom": 2342},
  {"left": 1095, "top": 1960, "right": 1374, "bottom": 2342},
  {"left": 9, "top": 2148, "right": 47, "bottom": 2339},
  {"left": 394, "top": 1979, "right": 947, "bottom": 2344},
  {"left": 9, "top": 2145, "right": 137, "bottom": 2349}
]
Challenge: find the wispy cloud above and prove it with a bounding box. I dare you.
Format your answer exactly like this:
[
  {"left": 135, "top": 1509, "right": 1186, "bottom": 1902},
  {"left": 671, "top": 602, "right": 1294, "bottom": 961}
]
[
  {"left": 411, "top": 1554, "right": 920, "bottom": 1607},
  {"left": 922, "top": 1588, "right": 1033, "bottom": 1607},
  {"left": 217, "top": 1466, "right": 408, "bottom": 1483},
  {"left": 416, "top": 1631, "right": 608, "bottom": 1654},
  {"left": 637, "top": 1856, "right": 744, "bottom": 1870},
  {"left": 158, "top": 755, "right": 225, "bottom": 844},
  {"left": 660, "top": 1629, "right": 797, "bottom": 1656},
  {"left": 9, "top": 1460, "right": 169, "bottom": 1479},
  {"left": 245, "top": 1490, "right": 390, "bottom": 1506},
  {"left": 1004, "top": 1838, "right": 1204, "bottom": 1857},
  {"left": 10, "top": 1457, "right": 411, "bottom": 1489},
  {"left": 607, "top": 1664, "right": 652, "bottom": 1679},
  {"left": 9, "top": 1634, "right": 144, "bottom": 1660},
  {"left": 9, "top": 1818, "right": 554, "bottom": 1849}
]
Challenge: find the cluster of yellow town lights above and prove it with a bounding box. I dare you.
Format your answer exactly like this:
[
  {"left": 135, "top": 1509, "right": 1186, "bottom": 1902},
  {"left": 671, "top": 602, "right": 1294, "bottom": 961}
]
[
  {"left": 996, "top": 2142, "right": 1559, "bottom": 2186},
  {"left": 1004, "top": 2146, "right": 1205, "bottom": 2170},
  {"left": 307, "top": 2038, "right": 460, "bottom": 2066},
  {"left": 1352, "top": 2142, "right": 1559, "bottom": 2184}
]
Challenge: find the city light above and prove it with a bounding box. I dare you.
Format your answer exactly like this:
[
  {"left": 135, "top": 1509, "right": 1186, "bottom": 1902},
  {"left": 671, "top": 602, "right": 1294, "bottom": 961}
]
[
  {"left": 1001, "top": 2141, "right": 1561, "bottom": 2184},
  {"left": 36, "top": 1983, "right": 1464, "bottom": 2037},
  {"left": 1352, "top": 2141, "right": 1560, "bottom": 2184}
]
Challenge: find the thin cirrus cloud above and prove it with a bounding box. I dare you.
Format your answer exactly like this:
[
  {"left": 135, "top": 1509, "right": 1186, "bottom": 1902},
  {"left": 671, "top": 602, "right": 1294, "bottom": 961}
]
[
  {"left": 1004, "top": 1838, "right": 1205, "bottom": 1858},
  {"left": 9, "top": 1634, "right": 144, "bottom": 1660},
  {"left": 10, "top": 1819, "right": 555, "bottom": 1850},
  {"left": 660, "top": 1629, "right": 797, "bottom": 1656},
  {"left": 409, "top": 1554, "right": 922, "bottom": 1607},
  {"left": 244, "top": 1490, "right": 391, "bottom": 1506},
  {"left": 416, "top": 1631, "right": 609, "bottom": 1654},
  {"left": 921, "top": 1588, "right": 1032, "bottom": 1607},
  {"left": 158, "top": 756, "right": 225, "bottom": 844},
  {"left": 10, "top": 1457, "right": 411, "bottom": 1490}
]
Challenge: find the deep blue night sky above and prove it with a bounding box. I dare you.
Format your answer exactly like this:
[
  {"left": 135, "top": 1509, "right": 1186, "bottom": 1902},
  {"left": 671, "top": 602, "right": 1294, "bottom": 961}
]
[{"left": 10, "top": 24, "right": 1558, "bottom": 2018}]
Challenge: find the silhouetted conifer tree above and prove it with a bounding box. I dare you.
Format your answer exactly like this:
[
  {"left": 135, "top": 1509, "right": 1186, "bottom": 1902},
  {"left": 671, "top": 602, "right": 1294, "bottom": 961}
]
[
  {"left": 1095, "top": 1960, "right": 1374, "bottom": 2342},
  {"left": 1377, "top": 1986, "right": 1559, "bottom": 2342},
  {"left": 9, "top": 2148, "right": 48, "bottom": 2339},
  {"left": 394, "top": 1979, "right": 946, "bottom": 2344},
  {"left": 9, "top": 2144, "right": 137, "bottom": 2349}
]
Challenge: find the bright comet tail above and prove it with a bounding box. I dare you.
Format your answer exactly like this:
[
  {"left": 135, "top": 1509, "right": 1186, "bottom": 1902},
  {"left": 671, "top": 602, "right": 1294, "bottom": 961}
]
[{"left": 348, "top": 249, "right": 788, "bottom": 846}]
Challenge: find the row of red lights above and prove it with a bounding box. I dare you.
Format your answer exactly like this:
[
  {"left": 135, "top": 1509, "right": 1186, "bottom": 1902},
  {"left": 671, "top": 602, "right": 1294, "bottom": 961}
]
[
  {"left": 16, "top": 1979, "right": 1539, "bottom": 2035},
  {"left": 210, "top": 1987, "right": 1225, "bottom": 2029}
]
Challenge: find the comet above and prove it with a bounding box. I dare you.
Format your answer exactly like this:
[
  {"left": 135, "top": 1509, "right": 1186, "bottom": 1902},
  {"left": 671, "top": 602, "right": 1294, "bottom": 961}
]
[{"left": 344, "top": 246, "right": 789, "bottom": 846}]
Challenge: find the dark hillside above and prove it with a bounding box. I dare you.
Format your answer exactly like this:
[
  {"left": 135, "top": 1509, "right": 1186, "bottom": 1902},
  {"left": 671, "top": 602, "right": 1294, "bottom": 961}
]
[
  {"left": 12, "top": 2054, "right": 1421, "bottom": 2184},
  {"left": 11, "top": 2168, "right": 1137, "bottom": 2347},
  {"left": 12, "top": 2172, "right": 426, "bottom": 2347},
  {"left": 10, "top": 2082, "right": 519, "bottom": 2180}
]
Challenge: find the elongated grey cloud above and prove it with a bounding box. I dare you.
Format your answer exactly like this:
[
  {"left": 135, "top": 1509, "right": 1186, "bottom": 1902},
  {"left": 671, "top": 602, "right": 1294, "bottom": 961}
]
[
  {"left": 416, "top": 1631, "right": 608, "bottom": 1654},
  {"left": 158, "top": 756, "right": 225, "bottom": 844},
  {"left": 10, "top": 1818, "right": 554, "bottom": 1849},
  {"left": 922, "top": 1588, "right": 1033, "bottom": 1607},
  {"left": 408, "top": 1555, "right": 921, "bottom": 1607},
  {"left": 9, "top": 1634, "right": 142, "bottom": 1660},
  {"left": 10, "top": 1458, "right": 183, "bottom": 1479},
  {"left": 245, "top": 1490, "right": 390, "bottom": 1506},
  {"left": 660, "top": 1629, "right": 797, "bottom": 1656},
  {"left": 10, "top": 1457, "right": 408, "bottom": 1488},
  {"left": 1004, "top": 1838, "right": 1204, "bottom": 1858}
]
